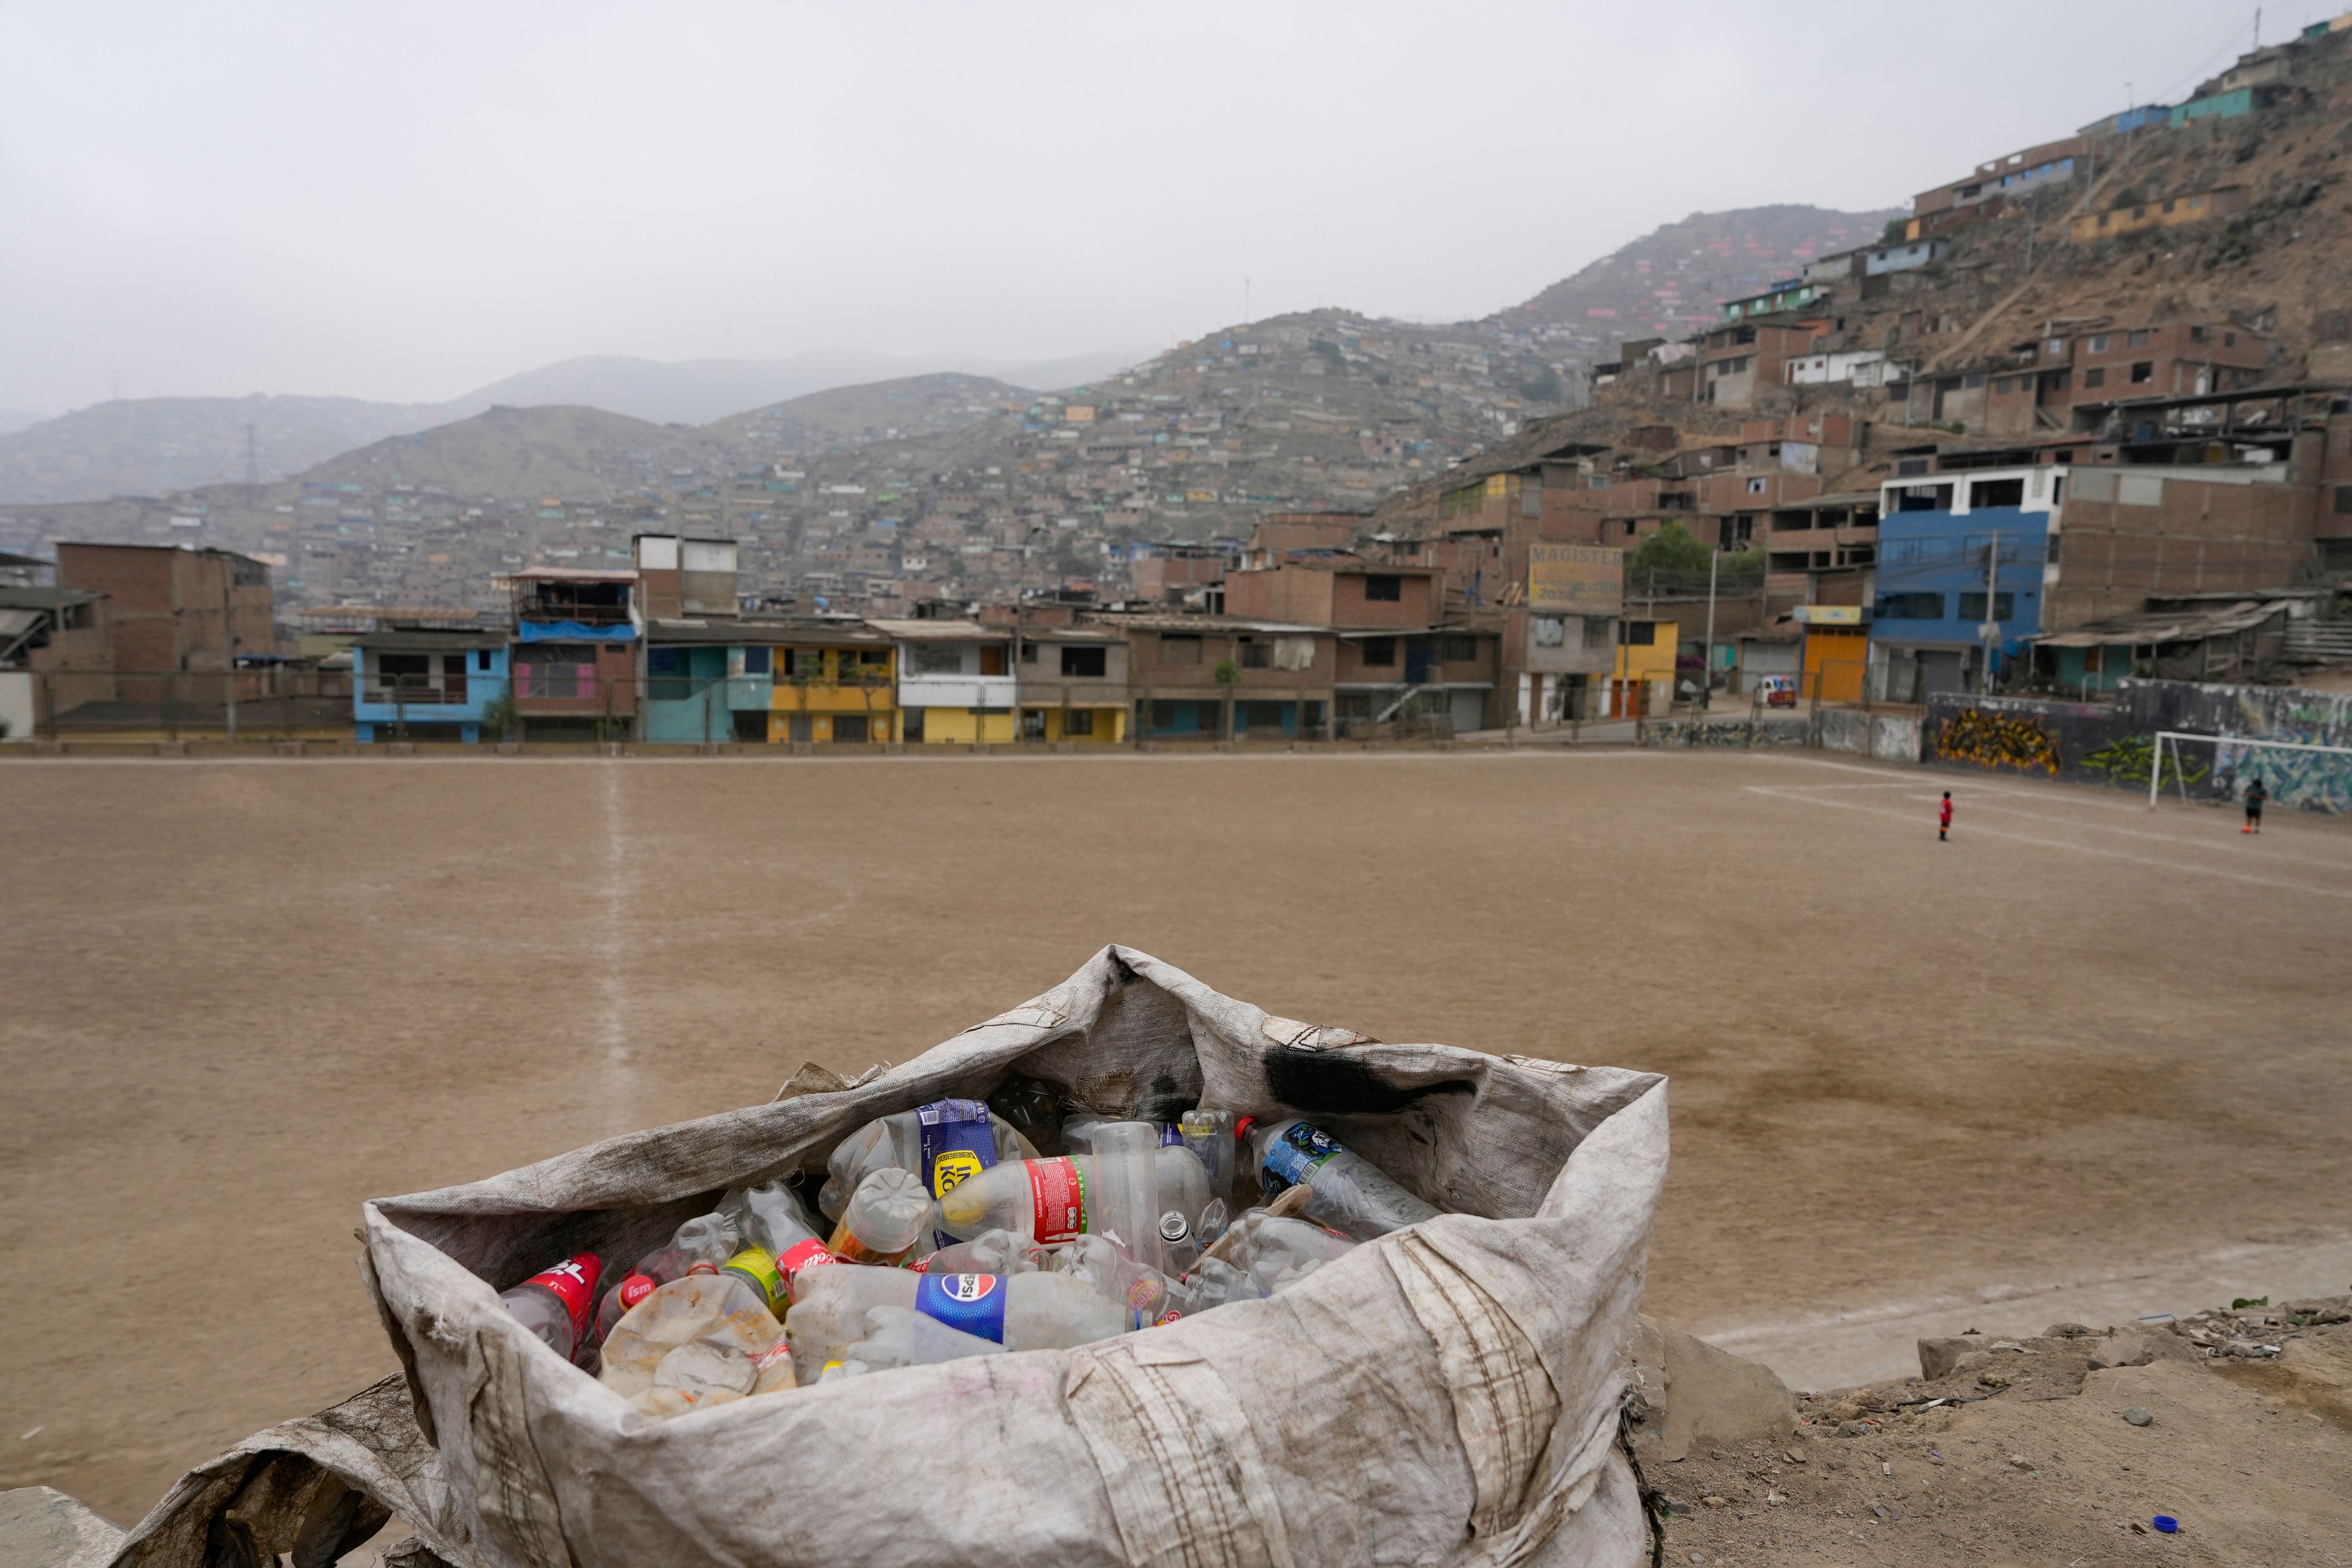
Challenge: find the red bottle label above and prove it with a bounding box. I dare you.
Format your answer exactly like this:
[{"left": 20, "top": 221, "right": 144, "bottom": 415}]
[
  {"left": 618, "top": 1272, "right": 658, "bottom": 1311},
  {"left": 524, "top": 1253, "right": 603, "bottom": 1339},
  {"left": 776, "top": 1237, "right": 835, "bottom": 1287},
  {"left": 1029, "top": 1158, "right": 1088, "bottom": 1244}
]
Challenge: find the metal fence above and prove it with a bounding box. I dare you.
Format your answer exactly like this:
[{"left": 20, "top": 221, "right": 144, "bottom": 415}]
[{"left": 10, "top": 666, "right": 354, "bottom": 742}]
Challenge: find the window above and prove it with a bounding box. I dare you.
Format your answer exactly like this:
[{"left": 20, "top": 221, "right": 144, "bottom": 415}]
[
  {"left": 1895, "top": 483, "right": 1954, "bottom": 512},
  {"left": 1625, "top": 622, "right": 1656, "bottom": 646},
  {"left": 2130, "top": 361, "right": 2154, "bottom": 383},
  {"left": 1969, "top": 477, "right": 2025, "bottom": 509},
  {"left": 2127, "top": 328, "right": 2149, "bottom": 347},
  {"left": 1019, "top": 641, "right": 1038, "bottom": 663},
  {"left": 2089, "top": 334, "right": 2109, "bottom": 353},
  {"left": 832, "top": 714, "right": 869, "bottom": 744},
  {"left": 647, "top": 647, "right": 683, "bottom": 674},
  {"left": 1060, "top": 644, "right": 1107, "bottom": 677},
  {"left": 2335, "top": 485, "right": 2352, "bottom": 516},
  {"left": 2084, "top": 367, "right": 2106, "bottom": 389},
  {"left": 1958, "top": 592, "right": 2016, "bottom": 620},
  {"left": 2223, "top": 331, "right": 2237, "bottom": 347},
  {"left": 1746, "top": 477, "right": 1767, "bottom": 495},
  {"left": 1531, "top": 616, "right": 1566, "bottom": 648},
  {"left": 1624, "top": 520, "right": 1640, "bottom": 537},
  {"left": 1063, "top": 709, "right": 1095, "bottom": 736},
  {"left": 741, "top": 646, "right": 771, "bottom": 675},
  {"left": 977, "top": 646, "right": 1008, "bottom": 677},
  {"left": 1441, "top": 633, "right": 1479, "bottom": 662},
  {"left": 1965, "top": 372, "right": 1985, "bottom": 388},
  {"left": 1363, "top": 573, "right": 1403, "bottom": 601},
  {"left": 1584, "top": 617, "right": 1613, "bottom": 650},
  {"left": 1876, "top": 592, "right": 1947, "bottom": 619},
  {"left": 1240, "top": 640, "right": 1273, "bottom": 669},
  {"left": 1158, "top": 634, "right": 1201, "bottom": 665},
  {"left": 2190, "top": 326, "right": 2208, "bottom": 343},
  {"left": 902, "top": 708, "right": 925, "bottom": 742},
  {"left": 476, "top": 649, "right": 492, "bottom": 671},
  {"left": 1151, "top": 700, "right": 1178, "bottom": 728},
  {"left": 1360, "top": 636, "right": 1398, "bottom": 667},
  {"left": 911, "top": 644, "right": 963, "bottom": 674}
]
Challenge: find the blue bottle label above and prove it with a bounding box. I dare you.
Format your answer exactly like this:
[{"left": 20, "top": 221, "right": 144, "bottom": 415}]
[
  {"left": 1262, "top": 1121, "right": 1345, "bottom": 1189},
  {"left": 918, "top": 1099, "right": 999, "bottom": 1250},
  {"left": 914, "top": 1272, "right": 1007, "bottom": 1342}
]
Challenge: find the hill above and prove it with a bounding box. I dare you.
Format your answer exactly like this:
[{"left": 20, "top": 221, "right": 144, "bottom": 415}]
[
  {"left": 1501, "top": 203, "right": 1900, "bottom": 339},
  {"left": 303, "top": 404, "right": 733, "bottom": 501},
  {"left": 456, "top": 349, "right": 1148, "bottom": 426},
  {"left": 703, "top": 373, "right": 1029, "bottom": 458},
  {"left": 0, "top": 394, "right": 473, "bottom": 505}
]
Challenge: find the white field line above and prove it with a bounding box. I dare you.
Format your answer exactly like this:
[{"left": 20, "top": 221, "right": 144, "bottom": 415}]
[
  {"left": 600, "top": 762, "right": 628, "bottom": 1064},
  {"left": 1746, "top": 783, "right": 2352, "bottom": 900}
]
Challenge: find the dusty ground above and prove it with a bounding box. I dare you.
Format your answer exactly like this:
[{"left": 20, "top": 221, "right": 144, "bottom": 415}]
[
  {"left": 1, "top": 748, "right": 2347, "bottom": 1529},
  {"left": 1649, "top": 1300, "right": 2352, "bottom": 1565}
]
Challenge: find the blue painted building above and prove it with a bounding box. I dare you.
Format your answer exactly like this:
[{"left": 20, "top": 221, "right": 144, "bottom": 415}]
[
  {"left": 351, "top": 628, "right": 510, "bottom": 743},
  {"left": 1868, "top": 466, "right": 2063, "bottom": 702}
]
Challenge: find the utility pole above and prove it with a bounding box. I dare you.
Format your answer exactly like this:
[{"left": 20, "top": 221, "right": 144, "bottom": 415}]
[
  {"left": 1700, "top": 546, "right": 1719, "bottom": 712},
  {"left": 244, "top": 423, "right": 258, "bottom": 488},
  {"left": 1980, "top": 530, "right": 2001, "bottom": 696}
]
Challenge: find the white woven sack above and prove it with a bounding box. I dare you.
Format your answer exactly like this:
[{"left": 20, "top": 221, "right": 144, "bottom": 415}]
[{"left": 353, "top": 946, "right": 1669, "bottom": 1568}]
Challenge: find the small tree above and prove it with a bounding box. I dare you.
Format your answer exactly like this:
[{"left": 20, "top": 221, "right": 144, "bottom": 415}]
[
  {"left": 1629, "top": 521, "right": 1714, "bottom": 576},
  {"left": 1880, "top": 217, "right": 1907, "bottom": 244},
  {"left": 1213, "top": 658, "right": 1240, "bottom": 741}
]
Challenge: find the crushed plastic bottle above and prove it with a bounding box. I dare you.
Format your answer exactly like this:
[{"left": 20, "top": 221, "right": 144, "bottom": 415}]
[
  {"left": 785, "top": 1265, "right": 1126, "bottom": 1377},
  {"left": 502, "top": 1253, "right": 603, "bottom": 1366},
  {"left": 592, "top": 1213, "right": 741, "bottom": 1347},
  {"left": 843, "top": 1304, "right": 1008, "bottom": 1370},
  {"left": 597, "top": 1267, "right": 796, "bottom": 1419},
  {"left": 826, "top": 1167, "right": 932, "bottom": 1265},
  {"left": 1222, "top": 1210, "right": 1358, "bottom": 1294},
  {"left": 818, "top": 1101, "right": 1037, "bottom": 1221},
  {"left": 1247, "top": 1118, "right": 1440, "bottom": 1240},
  {"left": 920, "top": 1229, "right": 1048, "bottom": 1278},
  {"left": 1178, "top": 1110, "right": 1237, "bottom": 1236},
  {"left": 1052, "top": 1234, "right": 1182, "bottom": 1328}
]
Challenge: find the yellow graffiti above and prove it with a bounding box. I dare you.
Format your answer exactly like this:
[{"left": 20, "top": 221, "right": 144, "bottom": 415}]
[{"left": 1939, "top": 708, "right": 2061, "bottom": 775}]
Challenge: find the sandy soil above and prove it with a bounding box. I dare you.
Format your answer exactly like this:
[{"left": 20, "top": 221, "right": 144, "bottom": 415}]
[{"left": 1, "top": 748, "right": 2346, "bottom": 1526}]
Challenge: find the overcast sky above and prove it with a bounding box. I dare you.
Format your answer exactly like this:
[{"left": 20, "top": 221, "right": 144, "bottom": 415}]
[{"left": 0, "top": 0, "right": 2274, "bottom": 413}]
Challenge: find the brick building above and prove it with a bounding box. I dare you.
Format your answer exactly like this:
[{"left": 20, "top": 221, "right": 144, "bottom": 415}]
[{"left": 54, "top": 543, "right": 278, "bottom": 704}]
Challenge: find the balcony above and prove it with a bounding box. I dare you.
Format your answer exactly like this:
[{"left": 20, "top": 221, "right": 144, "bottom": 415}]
[{"left": 899, "top": 673, "right": 1019, "bottom": 709}]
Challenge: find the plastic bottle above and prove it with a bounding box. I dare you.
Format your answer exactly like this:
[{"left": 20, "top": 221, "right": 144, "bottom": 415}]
[
  {"left": 1052, "top": 1234, "right": 1181, "bottom": 1329},
  {"left": 720, "top": 1178, "right": 837, "bottom": 1292},
  {"left": 919, "top": 1229, "right": 1047, "bottom": 1278},
  {"left": 987, "top": 1073, "right": 1067, "bottom": 1156},
  {"left": 935, "top": 1144, "right": 1212, "bottom": 1263},
  {"left": 843, "top": 1304, "right": 1007, "bottom": 1371},
  {"left": 826, "top": 1167, "right": 932, "bottom": 1265},
  {"left": 1178, "top": 1110, "right": 1236, "bottom": 1224},
  {"left": 590, "top": 1213, "right": 741, "bottom": 1347},
  {"left": 785, "top": 1265, "right": 1126, "bottom": 1377},
  {"left": 818, "top": 1101, "right": 1038, "bottom": 1221},
  {"left": 1246, "top": 1118, "right": 1440, "bottom": 1240},
  {"left": 597, "top": 1267, "right": 796, "bottom": 1419},
  {"left": 500, "top": 1253, "right": 604, "bottom": 1365},
  {"left": 1223, "top": 1210, "right": 1358, "bottom": 1293}
]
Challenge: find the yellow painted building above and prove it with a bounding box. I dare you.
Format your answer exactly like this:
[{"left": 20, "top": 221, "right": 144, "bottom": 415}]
[
  {"left": 1602, "top": 618, "right": 1677, "bottom": 717},
  {"left": 2069, "top": 186, "right": 2246, "bottom": 243},
  {"left": 767, "top": 643, "right": 897, "bottom": 744}
]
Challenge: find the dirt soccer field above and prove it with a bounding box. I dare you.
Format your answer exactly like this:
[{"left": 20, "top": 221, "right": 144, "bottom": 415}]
[{"left": 2, "top": 748, "right": 2347, "bottom": 1525}]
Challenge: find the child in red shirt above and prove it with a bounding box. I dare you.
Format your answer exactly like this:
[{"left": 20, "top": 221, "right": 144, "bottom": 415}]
[{"left": 1939, "top": 791, "right": 1953, "bottom": 842}]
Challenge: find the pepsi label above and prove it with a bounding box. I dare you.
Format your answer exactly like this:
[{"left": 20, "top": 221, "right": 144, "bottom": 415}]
[{"left": 914, "top": 1271, "right": 1008, "bottom": 1343}]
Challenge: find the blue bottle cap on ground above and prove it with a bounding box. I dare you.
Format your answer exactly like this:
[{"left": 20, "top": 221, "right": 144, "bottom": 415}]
[{"left": 2152, "top": 1515, "right": 2179, "bottom": 1534}]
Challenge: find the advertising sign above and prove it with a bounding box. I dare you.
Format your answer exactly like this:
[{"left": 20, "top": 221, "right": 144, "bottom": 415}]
[{"left": 1528, "top": 545, "right": 1623, "bottom": 615}]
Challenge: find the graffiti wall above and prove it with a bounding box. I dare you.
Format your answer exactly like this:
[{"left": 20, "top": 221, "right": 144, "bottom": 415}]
[
  {"left": 1637, "top": 716, "right": 1808, "bottom": 748},
  {"left": 1924, "top": 680, "right": 2351, "bottom": 812}
]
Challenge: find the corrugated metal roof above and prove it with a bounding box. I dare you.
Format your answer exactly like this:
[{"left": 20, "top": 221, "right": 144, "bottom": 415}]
[
  {"left": 2033, "top": 599, "right": 2291, "bottom": 647},
  {"left": 864, "top": 619, "right": 1009, "bottom": 641}
]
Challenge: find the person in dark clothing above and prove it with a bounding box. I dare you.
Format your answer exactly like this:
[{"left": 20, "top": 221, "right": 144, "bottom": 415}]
[
  {"left": 1939, "top": 790, "right": 1953, "bottom": 842},
  {"left": 2243, "top": 777, "right": 2267, "bottom": 834}
]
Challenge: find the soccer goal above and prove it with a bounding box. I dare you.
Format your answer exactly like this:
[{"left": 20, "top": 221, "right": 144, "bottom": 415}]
[{"left": 2148, "top": 731, "right": 2352, "bottom": 810}]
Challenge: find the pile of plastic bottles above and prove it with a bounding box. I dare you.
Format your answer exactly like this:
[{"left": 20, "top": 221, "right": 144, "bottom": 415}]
[{"left": 494, "top": 1080, "right": 1444, "bottom": 1420}]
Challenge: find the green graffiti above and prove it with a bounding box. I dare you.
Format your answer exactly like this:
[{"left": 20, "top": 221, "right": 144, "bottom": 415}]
[
  {"left": 2081, "top": 733, "right": 2209, "bottom": 788},
  {"left": 1938, "top": 707, "right": 2062, "bottom": 775}
]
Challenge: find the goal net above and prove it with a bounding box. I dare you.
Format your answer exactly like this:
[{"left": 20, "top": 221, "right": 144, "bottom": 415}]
[{"left": 2149, "top": 731, "right": 2352, "bottom": 813}]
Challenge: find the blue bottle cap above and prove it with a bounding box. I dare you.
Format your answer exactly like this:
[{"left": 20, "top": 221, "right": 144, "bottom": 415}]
[{"left": 2152, "top": 1515, "right": 2179, "bottom": 1534}]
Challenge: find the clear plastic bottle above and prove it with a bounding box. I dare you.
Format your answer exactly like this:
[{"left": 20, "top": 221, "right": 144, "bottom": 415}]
[
  {"left": 590, "top": 1213, "right": 740, "bottom": 1347},
  {"left": 825, "top": 1167, "right": 932, "bottom": 1265},
  {"left": 720, "top": 1178, "right": 836, "bottom": 1292},
  {"left": 784, "top": 1265, "right": 1126, "bottom": 1378},
  {"left": 919, "top": 1228, "right": 1047, "bottom": 1278},
  {"left": 500, "top": 1253, "right": 604, "bottom": 1365},
  {"left": 597, "top": 1267, "right": 796, "bottom": 1419},
  {"left": 1246, "top": 1118, "right": 1440, "bottom": 1240},
  {"left": 818, "top": 1101, "right": 1038, "bottom": 1221},
  {"left": 935, "top": 1144, "right": 1212, "bottom": 1264},
  {"left": 1222, "top": 1210, "right": 1359, "bottom": 1294},
  {"left": 1051, "top": 1233, "right": 1181, "bottom": 1329},
  {"left": 843, "top": 1304, "right": 1007, "bottom": 1370},
  {"left": 1178, "top": 1110, "right": 1236, "bottom": 1223}
]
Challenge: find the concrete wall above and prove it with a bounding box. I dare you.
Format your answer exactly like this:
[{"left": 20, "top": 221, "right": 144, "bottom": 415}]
[
  {"left": 0, "top": 669, "right": 31, "bottom": 741},
  {"left": 1923, "top": 679, "right": 2352, "bottom": 812},
  {"left": 1815, "top": 707, "right": 1923, "bottom": 761}
]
